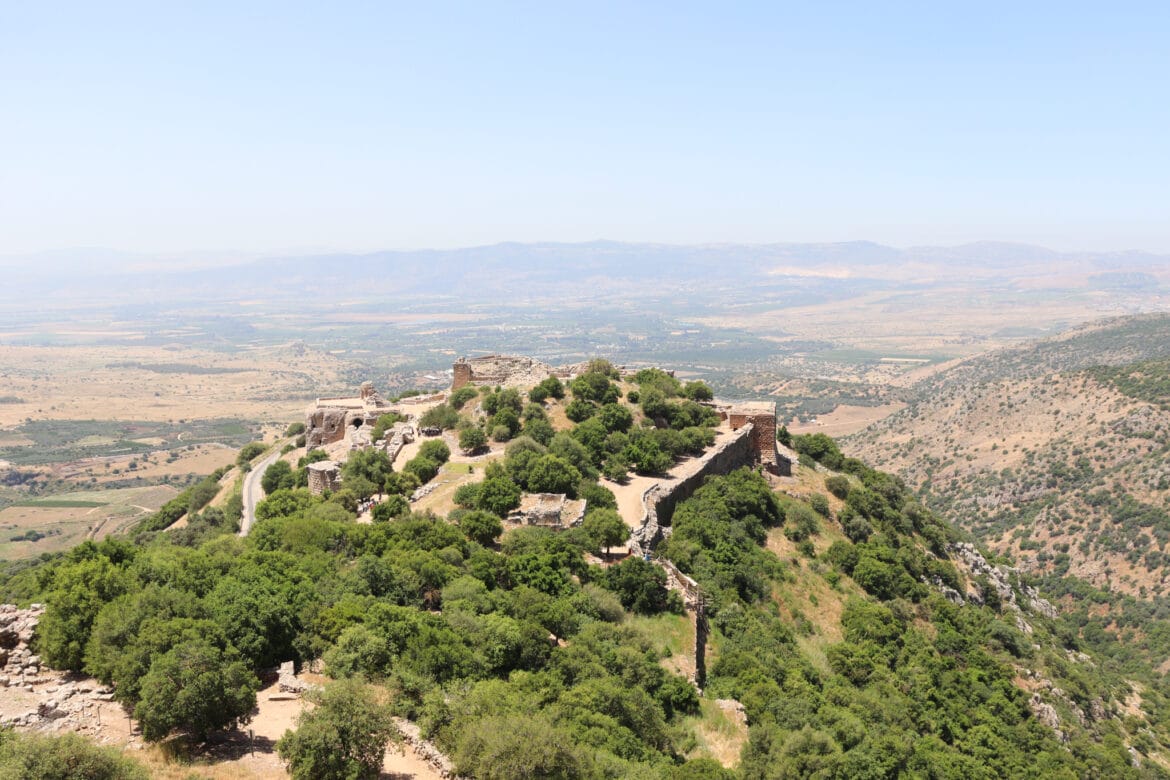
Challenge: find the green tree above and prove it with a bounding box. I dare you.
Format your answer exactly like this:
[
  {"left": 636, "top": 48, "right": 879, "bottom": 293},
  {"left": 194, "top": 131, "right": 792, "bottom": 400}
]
[
  {"left": 343, "top": 449, "right": 394, "bottom": 497},
  {"left": 634, "top": 367, "right": 682, "bottom": 395},
  {"left": 449, "top": 385, "right": 479, "bottom": 410},
  {"left": 419, "top": 403, "right": 459, "bottom": 430},
  {"left": 824, "top": 475, "right": 851, "bottom": 499},
  {"left": 597, "top": 402, "right": 634, "bottom": 432},
  {"left": 277, "top": 677, "right": 399, "bottom": 780},
  {"left": 459, "top": 426, "right": 487, "bottom": 453},
  {"left": 0, "top": 731, "right": 149, "bottom": 780},
  {"left": 792, "top": 433, "right": 844, "bottom": 469},
  {"left": 521, "top": 416, "right": 555, "bottom": 446},
  {"left": 564, "top": 398, "right": 596, "bottom": 423},
  {"left": 476, "top": 469, "right": 522, "bottom": 517},
  {"left": 134, "top": 639, "right": 259, "bottom": 742},
  {"left": 582, "top": 508, "right": 628, "bottom": 555},
  {"left": 526, "top": 454, "right": 582, "bottom": 496},
  {"left": 372, "top": 495, "right": 409, "bottom": 521},
  {"left": 403, "top": 455, "right": 439, "bottom": 484},
  {"left": 262, "top": 459, "right": 296, "bottom": 495},
  {"left": 600, "top": 557, "right": 670, "bottom": 614},
  {"left": 418, "top": 439, "right": 451, "bottom": 464},
  {"left": 322, "top": 626, "right": 392, "bottom": 679},
  {"left": 453, "top": 713, "right": 584, "bottom": 780},
  {"left": 602, "top": 453, "right": 630, "bottom": 482},
  {"left": 570, "top": 371, "right": 620, "bottom": 403},
  {"left": 237, "top": 441, "right": 266, "bottom": 467},
  {"left": 528, "top": 376, "right": 565, "bottom": 403},
  {"left": 384, "top": 471, "right": 421, "bottom": 497},
  {"left": 682, "top": 380, "right": 714, "bottom": 401},
  {"left": 460, "top": 510, "right": 504, "bottom": 546},
  {"left": 37, "top": 556, "right": 132, "bottom": 672}
]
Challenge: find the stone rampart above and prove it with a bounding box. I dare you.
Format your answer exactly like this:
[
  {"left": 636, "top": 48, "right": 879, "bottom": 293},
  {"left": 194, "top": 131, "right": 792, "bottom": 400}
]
[
  {"left": 629, "top": 424, "right": 755, "bottom": 556},
  {"left": 451, "top": 355, "right": 553, "bottom": 390},
  {"left": 307, "top": 461, "right": 341, "bottom": 495}
]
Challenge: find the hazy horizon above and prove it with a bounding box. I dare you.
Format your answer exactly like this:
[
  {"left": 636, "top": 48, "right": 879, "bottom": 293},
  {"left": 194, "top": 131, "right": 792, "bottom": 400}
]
[
  {"left": 2, "top": 237, "right": 1169, "bottom": 276},
  {"left": 3, "top": 2, "right": 1168, "bottom": 259}
]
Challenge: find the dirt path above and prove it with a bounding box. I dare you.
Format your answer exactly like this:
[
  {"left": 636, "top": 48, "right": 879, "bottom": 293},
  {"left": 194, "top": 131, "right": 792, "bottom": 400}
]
[{"left": 605, "top": 423, "right": 735, "bottom": 530}]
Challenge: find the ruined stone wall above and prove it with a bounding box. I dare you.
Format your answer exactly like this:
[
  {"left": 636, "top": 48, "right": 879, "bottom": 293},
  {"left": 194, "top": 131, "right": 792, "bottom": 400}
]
[
  {"left": 305, "top": 407, "right": 349, "bottom": 449},
  {"left": 452, "top": 360, "right": 473, "bottom": 390},
  {"left": 729, "top": 408, "right": 791, "bottom": 476},
  {"left": 451, "top": 355, "right": 553, "bottom": 390},
  {"left": 629, "top": 424, "right": 756, "bottom": 555},
  {"left": 307, "top": 462, "right": 341, "bottom": 495}
]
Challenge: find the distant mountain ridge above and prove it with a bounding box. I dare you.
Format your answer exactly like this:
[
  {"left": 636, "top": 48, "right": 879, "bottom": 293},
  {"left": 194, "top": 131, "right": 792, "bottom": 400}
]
[{"left": 3, "top": 239, "right": 1167, "bottom": 304}]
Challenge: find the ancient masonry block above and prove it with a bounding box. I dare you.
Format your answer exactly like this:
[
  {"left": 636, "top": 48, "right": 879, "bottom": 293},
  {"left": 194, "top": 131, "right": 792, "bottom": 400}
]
[
  {"left": 507, "top": 493, "right": 587, "bottom": 528},
  {"left": 728, "top": 401, "right": 792, "bottom": 477},
  {"left": 307, "top": 460, "right": 341, "bottom": 495},
  {"left": 305, "top": 382, "right": 392, "bottom": 450},
  {"left": 451, "top": 355, "right": 555, "bottom": 390}
]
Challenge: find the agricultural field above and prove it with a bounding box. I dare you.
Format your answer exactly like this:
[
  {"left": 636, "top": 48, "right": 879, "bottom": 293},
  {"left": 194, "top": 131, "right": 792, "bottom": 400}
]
[{"left": 0, "top": 484, "right": 179, "bottom": 558}]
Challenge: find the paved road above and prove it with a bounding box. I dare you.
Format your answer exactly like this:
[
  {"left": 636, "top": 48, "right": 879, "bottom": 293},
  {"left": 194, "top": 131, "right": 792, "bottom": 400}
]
[{"left": 240, "top": 446, "right": 283, "bottom": 536}]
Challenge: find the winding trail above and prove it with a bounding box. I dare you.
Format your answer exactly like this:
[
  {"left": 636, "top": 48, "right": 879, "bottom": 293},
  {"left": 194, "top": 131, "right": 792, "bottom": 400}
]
[{"left": 240, "top": 446, "right": 282, "bottom": 536}]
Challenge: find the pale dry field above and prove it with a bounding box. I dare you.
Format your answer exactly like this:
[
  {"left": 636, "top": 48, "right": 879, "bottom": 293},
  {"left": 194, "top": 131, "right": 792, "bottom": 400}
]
[
  {"left": 699, "top": 285, "right": 1152, "bottom": 357},
  {"left": 788, "top": 402, "right": 907, "bottom": 436},
  {"left": 53, "top": 443, "right": 238, "bottom": 485},
  {"left": 0, "top": 484, "right": 179, "bottom": 558},
  {"left": 0, "top": 343, "right": 345, "bottom": 427}
]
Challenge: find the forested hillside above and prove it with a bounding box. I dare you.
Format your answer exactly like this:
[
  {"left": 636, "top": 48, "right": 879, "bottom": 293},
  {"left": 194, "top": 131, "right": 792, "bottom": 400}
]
[
  {"left": 847, "top": 315, "right": 1170, "bottom": 594},
  {"left": 4, "top": 359, "right": 1170, "bottom": 777}
]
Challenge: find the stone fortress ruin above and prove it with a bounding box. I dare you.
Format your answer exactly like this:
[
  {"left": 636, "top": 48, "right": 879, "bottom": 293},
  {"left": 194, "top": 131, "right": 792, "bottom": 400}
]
[
  {"left": 301, "top": 356, "right": 794, "bottom": 686},
  {"left": 304, "top": 381, "right": 392, "bottom": 450},
  {"left": 304, "top": 356, "right": 790, "bottom": 505},
  {"left": 724, "top": 400, "right": 788, "bottom": 475},
  {"left": 452, "top": 354, "right": 569, "bottom": 390}
]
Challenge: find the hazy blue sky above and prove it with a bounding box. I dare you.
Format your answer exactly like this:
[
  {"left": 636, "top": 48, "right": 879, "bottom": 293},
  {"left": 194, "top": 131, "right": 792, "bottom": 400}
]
[{"left": 2, "top": 1, "right": 1168, "bottom": 257}]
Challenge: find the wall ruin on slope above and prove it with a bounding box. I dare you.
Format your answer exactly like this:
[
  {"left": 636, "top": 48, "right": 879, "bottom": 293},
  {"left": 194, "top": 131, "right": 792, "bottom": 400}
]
[
  {"left": 727, "top": 401, "right": 791, "bottom": 476},
  {"left": 628, "top": 424, "right": 756, "bottom": 557},
  {"left": 451, "top": 355, "right": 554, "bottom": 390}
]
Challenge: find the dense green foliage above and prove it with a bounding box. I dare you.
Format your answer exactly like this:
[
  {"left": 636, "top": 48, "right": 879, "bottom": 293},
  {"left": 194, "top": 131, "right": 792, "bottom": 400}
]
[
  {"left": 15, "top": 366, "right": 1170, "bottom": 776},
  {"left": 0, "top": 730, "right": 148, "bottom": 780},
  {"left": 660, "top": 466, "right": 1167, "bottom": 779},
  {"left": 134, "top": 639, "right": 259, "bottom": 741},
  {"left": 20, "top": 479, "right": 694, "bottom": 769},
  {"left": 278, "top": 677, "right": 399, "bottom": 780}
]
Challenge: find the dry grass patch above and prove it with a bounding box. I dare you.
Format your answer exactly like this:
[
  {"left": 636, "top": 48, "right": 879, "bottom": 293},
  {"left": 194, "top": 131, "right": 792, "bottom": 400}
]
[{"left": 684, "top": 698, "right": 749, "bottom": 768}]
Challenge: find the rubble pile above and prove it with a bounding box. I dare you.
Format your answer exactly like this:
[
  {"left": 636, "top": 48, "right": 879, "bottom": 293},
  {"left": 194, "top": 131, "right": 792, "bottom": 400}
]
[{"left": 0, "top": 605, "right": 124, "bottom": 743}]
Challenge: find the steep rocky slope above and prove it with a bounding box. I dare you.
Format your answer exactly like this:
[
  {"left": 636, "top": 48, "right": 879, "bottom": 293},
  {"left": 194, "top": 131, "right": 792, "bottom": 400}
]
[{"left": 846, "top": 314, "right": 1170, "bottom": 598}]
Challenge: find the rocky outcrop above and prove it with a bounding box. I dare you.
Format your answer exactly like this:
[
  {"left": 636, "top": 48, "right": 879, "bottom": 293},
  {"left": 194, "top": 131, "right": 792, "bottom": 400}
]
[
  {"left": 0, "top": 604, "right": 44, "bottom": 688},
  {"left": 950, "top": 542, "right": 1059, "bottom": 630},
  {"left": 0, "top": 605, "right": 123, "bottom": 742}
]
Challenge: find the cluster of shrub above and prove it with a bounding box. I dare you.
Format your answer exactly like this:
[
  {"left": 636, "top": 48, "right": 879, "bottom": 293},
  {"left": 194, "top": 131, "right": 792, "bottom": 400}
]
[
  {"left": 659, "top": 449, "right": 1154, "bottom": 776},
  {"left": 414, "top": 362, "right": 718, "bottom": 485},
  {"left": 15, "top": 480, "right": 716, "bottom": 777}
]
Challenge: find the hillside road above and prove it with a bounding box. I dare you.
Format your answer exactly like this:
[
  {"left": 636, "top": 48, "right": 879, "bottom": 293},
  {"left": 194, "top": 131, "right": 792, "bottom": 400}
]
[{"left": 240, "top": 446, "right": 283, "bottom": 536}]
